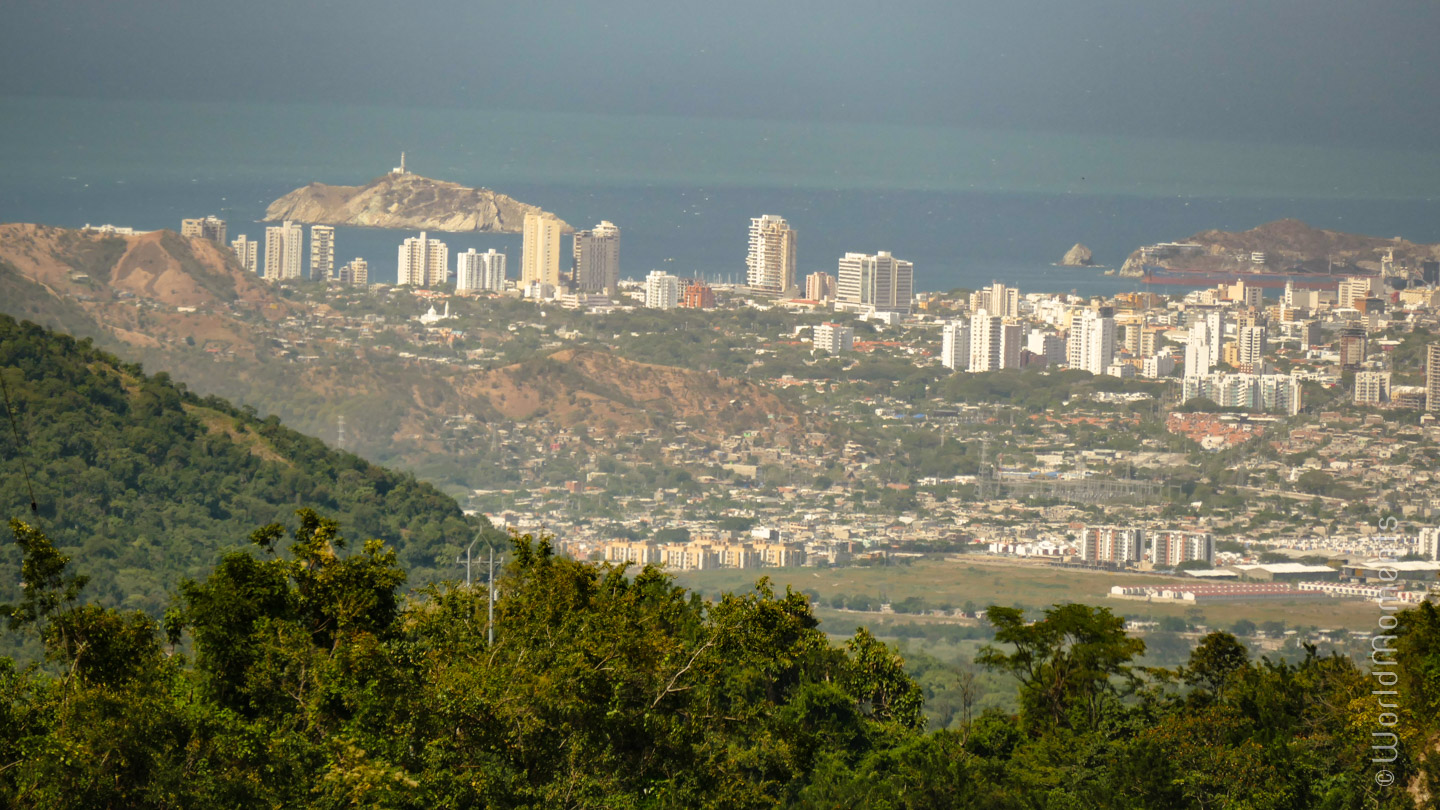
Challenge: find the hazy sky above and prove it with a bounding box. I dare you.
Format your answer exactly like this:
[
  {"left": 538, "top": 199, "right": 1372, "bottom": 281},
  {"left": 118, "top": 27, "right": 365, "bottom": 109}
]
[{"left": 5, "top": 1, "right": 1439, "bottom": 151}]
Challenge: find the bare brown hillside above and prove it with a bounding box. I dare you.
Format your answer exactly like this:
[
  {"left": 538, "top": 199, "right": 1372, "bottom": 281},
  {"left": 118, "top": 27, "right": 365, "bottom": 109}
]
[
  {"left": 454, "top": 349, "right": 801, "bottom": 438},
  {"left": 0, "top": 224, "right": 289, "bottom": 357}
]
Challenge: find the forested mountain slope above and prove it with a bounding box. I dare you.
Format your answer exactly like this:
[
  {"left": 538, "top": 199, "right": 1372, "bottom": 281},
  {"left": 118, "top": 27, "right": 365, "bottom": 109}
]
[{"left": 0, "top": 314, "right": 489, "bottom": 615}]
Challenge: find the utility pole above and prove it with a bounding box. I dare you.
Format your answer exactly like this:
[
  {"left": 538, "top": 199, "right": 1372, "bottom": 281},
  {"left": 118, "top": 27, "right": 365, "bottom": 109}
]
[
  {"left": 457, "top": 528, "right": 485, "bottom": 587},
  {"left": 488, "top": 545, "right": 496, "bottom": 646}
]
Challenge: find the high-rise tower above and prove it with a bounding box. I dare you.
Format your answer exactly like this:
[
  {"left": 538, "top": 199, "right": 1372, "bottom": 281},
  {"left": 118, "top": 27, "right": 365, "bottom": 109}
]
[
  {"left": 310, "top": 225, "right": 335, "bottom": 281},
  {"left": 746, "top": 215, "right": 797, "bottom": 295},
  {"left": 573, "top": 221, "right": 620, "bottom": 296},
  {"left": 835, "top": 251, "right": 914, "bottom": 315},
  {"left": 263, "top": 221, "right": 303, "bottom": 281},
  {"left": 522, "top": 212, "right": 563, "bottom": 287}
]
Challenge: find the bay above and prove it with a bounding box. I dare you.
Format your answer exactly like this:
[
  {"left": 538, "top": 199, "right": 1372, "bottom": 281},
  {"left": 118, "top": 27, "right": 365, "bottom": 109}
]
[{"left": 4, "top": 96, "right": 1439, "bottom": 296}]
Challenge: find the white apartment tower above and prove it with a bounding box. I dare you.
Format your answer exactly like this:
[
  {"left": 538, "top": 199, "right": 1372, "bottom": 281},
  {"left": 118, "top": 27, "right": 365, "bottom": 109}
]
[
  {"left": 573, "top": 221, "right": 620, "bottom": 296},
  {"left": 310, "top": 225, "right": 335, "bottom": 281},
  {"left": 746, "top": 215, "right": 797, "bottom": 295},
  {"left": 457, "top": 248, "right": 506, "bottom": 292},
  {"left": 1067, "top": 309, "right": 1116, "bottom": 374},
  {"left": 836, "top": 251, "right": 914, "bottom": 315},
  {"left": 1354, "top": 371, "right": 1392, "bottom": 405},
  {"left": 263, "top": 221, "right": 304, "bottom": 281},
  {"left": 397, "top": 232, "right": 449, "bottom": 287},
  {"left": 522, "top": 212, "right": 563, "bottom": 287},
  {"left": 813, "top": 323, "right": 855, "bottom": 353},
  {"left": 968, "top": 309, "right": 1004, "bottom": 372},
  {"left": 941, "top": 321, "right": 970, "bottom": 371},
  {"left": 231, "top": 234, "right": 258, "bottom": 274},
  {"left": 1184, "top": 312, "right": 1223, "bottom": 378},
  {"left": 645, "top": 270, "right": 680, "bottom": 309},
  {"left": 1237, "top": 325, "right": 1267, "bottom": 372},
  {"left": 1420, "top": 527, "right": 1440, "bottom": 561}
]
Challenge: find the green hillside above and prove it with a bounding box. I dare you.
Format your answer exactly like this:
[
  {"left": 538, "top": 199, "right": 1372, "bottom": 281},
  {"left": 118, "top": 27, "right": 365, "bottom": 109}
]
[{"left": 0, "top": 314, "right": 494, "bottom": 616}]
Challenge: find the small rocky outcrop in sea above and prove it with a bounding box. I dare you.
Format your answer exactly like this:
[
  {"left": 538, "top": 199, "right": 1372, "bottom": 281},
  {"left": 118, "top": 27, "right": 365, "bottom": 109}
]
[{"left": 1060, "top": 243, "right": 1095, "bottom": 266}]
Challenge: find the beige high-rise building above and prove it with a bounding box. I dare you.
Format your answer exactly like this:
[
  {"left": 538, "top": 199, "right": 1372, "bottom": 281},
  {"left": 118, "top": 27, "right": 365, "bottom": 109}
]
[
  {"left": 182, "top": 216, "right": 226, "bottom": 244},
  {"left": 1427, "top": 344, "right": 1440, "bottom": 412},
  {"left": 805, "top": 271, "right": 836, "bottom": 302},
  {"left": 310, "top": 225, "right": 335, "bottom": 281},
  {"left": 1338, "top": 276, "right": 1378, "bottom": 309},
  {"left": 970, "top": 282, "right": 1018, "bottom": 319},
  {"left": 572, "top": 220, "right": 620, "bottom": 295},
  {"left": 835, "top": 251, "right": 913, "bottom": 315},
  {"left": 338, "top": 258, "right": 368, "bottom": 286},
  {"left": 522, "top": 212, "right": 563, "bottom": 287},
  {"left": 231, "top": 234, "right": 258, "bottom": 274},
  {"left": 746, "top": 215, "right": 796, "bottom": 295},
  {"left": 397, "top": 232, "right": 449, "bottom": 287},
  {"left": 263, "top": 221, "right": 303, "bottom": 281}
]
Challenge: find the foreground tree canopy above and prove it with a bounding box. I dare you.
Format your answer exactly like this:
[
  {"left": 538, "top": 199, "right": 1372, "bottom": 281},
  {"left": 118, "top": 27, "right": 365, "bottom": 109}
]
[{"left": 0, "top": 513, "right": 1433, "bottom": 808}]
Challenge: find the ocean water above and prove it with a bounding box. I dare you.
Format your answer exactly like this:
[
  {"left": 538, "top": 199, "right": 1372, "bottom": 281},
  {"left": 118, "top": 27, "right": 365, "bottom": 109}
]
[{"left": 4, "top": 95, "right": 1440, "bottom": 296}]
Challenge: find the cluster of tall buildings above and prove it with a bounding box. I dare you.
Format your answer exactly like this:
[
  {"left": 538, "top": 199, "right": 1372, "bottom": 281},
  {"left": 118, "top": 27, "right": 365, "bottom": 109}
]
[
  {"left": 180, "top": 216, "right": 226, "bottom": 243},
  {"left": 217, "top": 218, "right": 367, "bottom": 287},
  {"left": 1181, "top": 373, "right": 1303, "bottom": 415},
  {"left": 603, "top": 533, "right": 806, "bottom": 571},
  {"left": 941, "top": 283, "right": 1103, "bottom": 374},
  {"left": 457, "top": 249, "right": 506, "bottom": 292},
  {"left": 517, "top": 213, "right": 627, "bottom": 300},
  {"left": 397, "top": 232, "right": 449, "bottom": 287},
  {"left": 1078, "top": 525, "right": 1214, "bottom": 567}
]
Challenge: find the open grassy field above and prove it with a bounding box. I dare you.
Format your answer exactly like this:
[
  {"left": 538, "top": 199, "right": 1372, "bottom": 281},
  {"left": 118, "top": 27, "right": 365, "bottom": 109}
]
[{"left": 673, "top": 555, "right": 1380, "bottom": 633}]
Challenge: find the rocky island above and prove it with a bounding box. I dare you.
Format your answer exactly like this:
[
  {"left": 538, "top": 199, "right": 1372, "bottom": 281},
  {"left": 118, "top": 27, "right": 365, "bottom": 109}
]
[
  {"left": 1060, "top": 243, "right": 1094, "bottom": 266},
  {"left": 1118, "top": 218, "right": 1440, "bottom": 280},
  {"left": 264, "top": 169, "right": 569, "bottom": 234}
]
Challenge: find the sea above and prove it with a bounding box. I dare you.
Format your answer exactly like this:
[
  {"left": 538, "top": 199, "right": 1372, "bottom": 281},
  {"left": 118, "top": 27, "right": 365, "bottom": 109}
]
[{"left": 4, "top": 95, "right": 1440, "bottom": 297}]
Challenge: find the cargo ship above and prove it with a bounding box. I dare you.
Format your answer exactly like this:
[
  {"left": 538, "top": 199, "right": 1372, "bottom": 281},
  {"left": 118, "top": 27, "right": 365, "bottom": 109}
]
[{"left": 1139, "top": 265, "right": 1353, "bottom": 289}]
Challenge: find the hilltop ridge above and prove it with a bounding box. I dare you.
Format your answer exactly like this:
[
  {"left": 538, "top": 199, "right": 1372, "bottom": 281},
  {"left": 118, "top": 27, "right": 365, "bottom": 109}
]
[
  {"left": 1119, "top": 218, "right": 1440, "bottom": 277},
  {"left": 264, "top": 171, "right": 570, "bottom": 233}
]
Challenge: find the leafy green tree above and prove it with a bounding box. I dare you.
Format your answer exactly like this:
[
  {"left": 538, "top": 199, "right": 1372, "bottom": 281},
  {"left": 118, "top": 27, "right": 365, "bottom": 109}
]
[
  {"left": 977, "top": 603, "right": 1145, "bottom": 732},
  {"left": 1180, "top": 631, "right": 1250, "bottom": 696}
]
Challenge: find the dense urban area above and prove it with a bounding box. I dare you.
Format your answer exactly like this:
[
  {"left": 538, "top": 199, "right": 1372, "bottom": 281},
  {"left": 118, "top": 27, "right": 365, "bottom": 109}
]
[{"left": 68, "top": 203, "right": 1440, "bottom": 656}]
